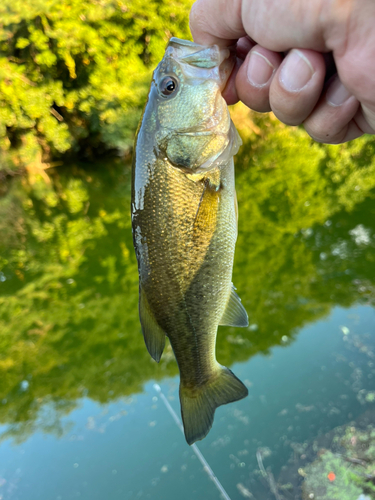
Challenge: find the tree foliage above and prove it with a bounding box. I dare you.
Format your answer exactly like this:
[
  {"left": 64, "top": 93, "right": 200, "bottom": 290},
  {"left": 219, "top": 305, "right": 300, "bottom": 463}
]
[{"left": 0, "top": 0, "right": 193, "bottom": 172}]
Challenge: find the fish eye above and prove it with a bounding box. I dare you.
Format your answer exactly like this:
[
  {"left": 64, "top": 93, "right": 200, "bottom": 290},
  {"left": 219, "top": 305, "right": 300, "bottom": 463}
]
[{"left": 159, "top": 76, "right": 178, "bottom": 97}]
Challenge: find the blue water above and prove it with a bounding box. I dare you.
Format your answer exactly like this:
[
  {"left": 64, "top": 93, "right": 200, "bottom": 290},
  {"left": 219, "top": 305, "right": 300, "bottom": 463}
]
[
  {"left": 0, "top": 304, "right": 373, "bottom": 500},
  {"left": 1, "top": 134, "right": 375, "bottom": 499}
]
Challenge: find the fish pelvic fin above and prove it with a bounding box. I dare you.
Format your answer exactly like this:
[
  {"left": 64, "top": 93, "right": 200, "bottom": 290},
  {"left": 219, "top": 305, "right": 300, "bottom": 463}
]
[
  {"left": 139, "top": 287, "right": 166, "bottom": 362},
  {"left": 180, "top": 366, "right": 248, "bottom": 445}
]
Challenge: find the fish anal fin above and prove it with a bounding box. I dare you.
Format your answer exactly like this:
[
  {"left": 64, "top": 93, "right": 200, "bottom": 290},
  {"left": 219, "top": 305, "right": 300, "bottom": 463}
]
[
  {"left": 139, "top": 287, "right": 166, "bottom": 363},
  {"left": 180, "top": 366, "right": 248, "bottom": 445},
  {"left": 220, "top": 285, "right": 248, "bottom": 327}
]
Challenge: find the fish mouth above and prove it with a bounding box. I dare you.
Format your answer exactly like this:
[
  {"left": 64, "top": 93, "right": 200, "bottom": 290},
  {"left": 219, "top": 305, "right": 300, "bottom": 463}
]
[{"left": 166, "top": 37, "right": 235, "bottom": 91}]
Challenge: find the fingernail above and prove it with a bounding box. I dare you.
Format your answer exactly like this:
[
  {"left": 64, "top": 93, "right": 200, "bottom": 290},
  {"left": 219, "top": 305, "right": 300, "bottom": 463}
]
[
  {"left": 326, "top": 77, "right": 353, "bottom": 106},
  {"left": 247, "top": 51, "right": 275, "bottom": 87},
  {"left": 280, "top": 49, "right": 314, "bottom": 92}
]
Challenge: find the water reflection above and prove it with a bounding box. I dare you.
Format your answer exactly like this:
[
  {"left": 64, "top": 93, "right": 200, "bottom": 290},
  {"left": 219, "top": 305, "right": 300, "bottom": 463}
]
[{"left": 0, "top": 117, "right": 375, "bottom": 451}]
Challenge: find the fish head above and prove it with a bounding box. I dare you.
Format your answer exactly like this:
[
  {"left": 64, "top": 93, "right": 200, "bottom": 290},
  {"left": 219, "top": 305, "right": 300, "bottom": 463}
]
[{"left": 150, "top": 37, "right": 241, "bottom": 172}]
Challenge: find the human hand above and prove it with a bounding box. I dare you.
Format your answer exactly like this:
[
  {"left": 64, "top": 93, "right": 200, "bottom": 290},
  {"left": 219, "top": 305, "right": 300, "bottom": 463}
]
[{"left": 190, "top": 0, "right": 375, "bottom": 144}]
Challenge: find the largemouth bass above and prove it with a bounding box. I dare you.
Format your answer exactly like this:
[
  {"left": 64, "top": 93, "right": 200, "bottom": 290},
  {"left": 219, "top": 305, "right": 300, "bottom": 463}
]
[{"left": 131, "top": 37, "right": 248, "bottom": 445}]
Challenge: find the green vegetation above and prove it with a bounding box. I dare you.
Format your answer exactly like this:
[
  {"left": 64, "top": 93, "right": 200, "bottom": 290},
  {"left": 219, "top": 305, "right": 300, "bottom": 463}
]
[
  {"left": 0, "top": 162, "right": 179, "bottom": 443},
  {"left": 1, "top": 113, "right": 375, "bottom": 442},
  {"left": 2, "top": 1, "right": 375, "bottom": 483},
  {"left": 225, "top": 111, "right": 375, "bottom": 360},
  {"left": 302, "top": 425, "right": 375, "bottom": 499},
  {"left": 0, "top": 0, "right": 193, "bottom": 174}
]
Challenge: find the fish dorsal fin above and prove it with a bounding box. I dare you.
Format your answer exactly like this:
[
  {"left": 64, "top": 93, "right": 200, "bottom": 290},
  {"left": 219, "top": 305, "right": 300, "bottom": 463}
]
[
  {"left": 220, "top": 285, "right": 248, "bottom": 327},
  {"left": 139, "top": 287, "right": 166, "bottom": 362}
]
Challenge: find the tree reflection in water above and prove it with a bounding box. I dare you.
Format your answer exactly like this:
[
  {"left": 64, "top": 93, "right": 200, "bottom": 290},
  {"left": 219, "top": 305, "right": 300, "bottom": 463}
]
[{"left": 0, "top": 111, "right": 375, "bottom": 443}]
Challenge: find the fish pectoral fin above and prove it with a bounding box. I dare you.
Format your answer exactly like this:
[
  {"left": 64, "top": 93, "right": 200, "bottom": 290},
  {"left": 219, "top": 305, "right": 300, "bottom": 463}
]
[
  {"left": 219, "top": 285, "right": 249, "bottom": 327},
  {"left": 192, "top": 178, "right": 220, "bottom": 239},
  {"left": 180, "top": 366, "right": 248, "bottom": 445},
  {"left": 139, "top": 287, "right": 166, "bottom": 363}
]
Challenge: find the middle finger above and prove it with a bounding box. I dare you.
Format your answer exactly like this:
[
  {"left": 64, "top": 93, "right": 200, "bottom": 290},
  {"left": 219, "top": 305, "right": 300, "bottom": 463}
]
[{"left": 270, "top": 49, "right": 326, "bottom": 125}]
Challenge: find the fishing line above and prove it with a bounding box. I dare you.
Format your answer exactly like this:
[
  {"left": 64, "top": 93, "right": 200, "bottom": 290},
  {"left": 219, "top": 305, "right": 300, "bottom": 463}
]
[{"left": 153, "top": 383, "right": 233, "bottom": 500}]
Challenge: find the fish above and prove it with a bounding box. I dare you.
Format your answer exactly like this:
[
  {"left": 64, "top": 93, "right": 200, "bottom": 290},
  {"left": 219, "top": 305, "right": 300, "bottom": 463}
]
[{"left": 131, "top": 37, "right": 248, "bottom": 445}]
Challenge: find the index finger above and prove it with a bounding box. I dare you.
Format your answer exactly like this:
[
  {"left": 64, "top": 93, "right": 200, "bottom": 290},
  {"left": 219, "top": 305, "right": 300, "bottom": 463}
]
[
  {"left": 190, "top": 0, "right": 333, "bottom": 52},
  {"left": 190, "top": 0, "right": 246, "bottom": 47}
]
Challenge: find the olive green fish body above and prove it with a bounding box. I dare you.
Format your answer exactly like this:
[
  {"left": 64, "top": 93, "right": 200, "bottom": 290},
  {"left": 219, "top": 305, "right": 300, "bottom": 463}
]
[{"left": 132, "top": 38, "right": 248, "bottom": 444}]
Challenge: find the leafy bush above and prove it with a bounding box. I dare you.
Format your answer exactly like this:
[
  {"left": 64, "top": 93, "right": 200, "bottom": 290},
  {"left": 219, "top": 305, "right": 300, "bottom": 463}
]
[{"left": 0, "top": 0, "right": 193, "bottom": 172}]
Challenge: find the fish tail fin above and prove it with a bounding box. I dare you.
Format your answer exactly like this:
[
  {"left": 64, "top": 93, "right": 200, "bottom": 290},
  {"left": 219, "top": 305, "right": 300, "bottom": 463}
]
[{"left": 180, "top": 366, "right": 248, "bottom": 445}]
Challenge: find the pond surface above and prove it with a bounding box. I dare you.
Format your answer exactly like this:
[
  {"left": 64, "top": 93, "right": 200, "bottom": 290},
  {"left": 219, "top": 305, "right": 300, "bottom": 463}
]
[{"left": 1, "top": 117, "right": 375, "bottom": 499}]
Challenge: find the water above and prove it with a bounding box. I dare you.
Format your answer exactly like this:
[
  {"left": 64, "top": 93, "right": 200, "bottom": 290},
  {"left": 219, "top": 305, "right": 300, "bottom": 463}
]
[{"left": 1, "top": 120, "right": 375, "bottom": 499}]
